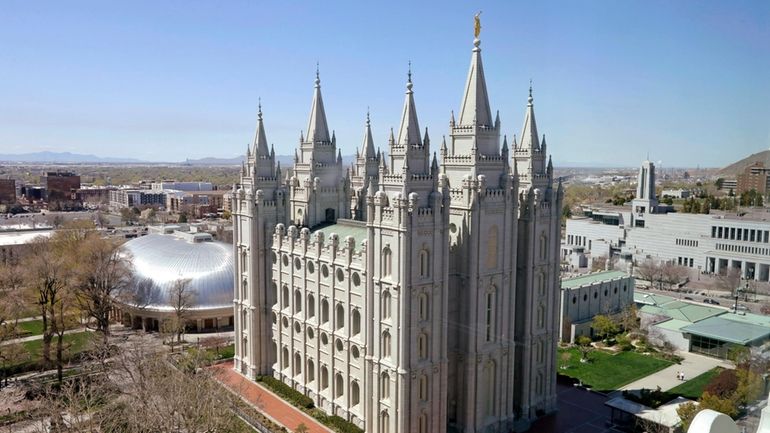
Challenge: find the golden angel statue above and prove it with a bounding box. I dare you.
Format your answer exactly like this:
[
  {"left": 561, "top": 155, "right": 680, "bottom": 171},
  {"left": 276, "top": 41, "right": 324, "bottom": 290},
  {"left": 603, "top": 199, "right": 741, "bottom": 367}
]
[{"left": 474, "top": 11, "right": 482, "bottom": 38}]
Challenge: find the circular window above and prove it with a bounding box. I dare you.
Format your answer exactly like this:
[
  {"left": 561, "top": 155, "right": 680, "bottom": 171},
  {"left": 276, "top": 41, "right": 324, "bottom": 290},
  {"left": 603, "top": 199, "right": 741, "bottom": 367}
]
[
  {"left": 336, "top": 269, "right": 345, "bottom": 282},
  {"left": 593, "top": 292, "right": 598, "bottom": 299},
  {"left": 335, "top": 338, "right": 344, "bottom": 352},
  {"left": 294, "top": 258, "right": 302, "bottom": 270},
  {"left": 282, "top": 317, "right": 289, "bottom": 328},
  {"left": 604, "top": 289, "right": 608, "bottom": 297},
  {"left": 352, "top": 272, "right": 361, "bottom": 287},
  {"left": 351, "top": 345, "right": 360, "bottom": 359},
  {"left": 572, "top": 296, "right": 577, "bottom": 305},
  {"left": 307, "top": 328, "right": 314, "bottom": 339},
  {"left": 583, "top": 294, "right": 588, "bottom": 302},
  {"left": 282, "top": 255, "right": 289, "bottom": 267},
  {"left": 449, "top": 223, "right": 457, "bottom": 233},
  {"left": 294, "top": 322, "right": 301, "bottom": 333},
  {"left": 271, "top": 252, "right": 277, "bottom": 264},
  {"left": 307, "top": 261, "right": 315, "bottom": 274},
  {"left": 321, "top": 264, "right": 329, "bottom": 278},
  {"left": 321, "top": 332, "right": 329, "bottom": 345}
]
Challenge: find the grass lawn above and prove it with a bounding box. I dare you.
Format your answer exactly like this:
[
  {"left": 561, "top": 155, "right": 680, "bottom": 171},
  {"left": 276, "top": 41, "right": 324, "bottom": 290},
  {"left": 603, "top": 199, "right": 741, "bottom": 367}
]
[
  {"left": 17, "top": 319, "right": 45, "bottom": 336},
  {"left": 559, "top": 347, "right": 673, "bottom": 392},
  {"left": 668, "top": 367, "right": 722, "bottom": 399},
  {"left": 2, "top": 332, "right": 96, "bottom": 374}
]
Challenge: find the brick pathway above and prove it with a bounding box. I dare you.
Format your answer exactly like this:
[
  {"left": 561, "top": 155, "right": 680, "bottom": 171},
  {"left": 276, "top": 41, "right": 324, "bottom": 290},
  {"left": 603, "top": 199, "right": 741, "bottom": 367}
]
[{"left": 211, "top": 361, "right": 332, "bottom": 433}]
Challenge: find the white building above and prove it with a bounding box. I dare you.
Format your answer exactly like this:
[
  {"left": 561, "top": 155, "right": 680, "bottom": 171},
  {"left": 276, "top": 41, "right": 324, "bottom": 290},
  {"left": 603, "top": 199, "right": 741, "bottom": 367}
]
[
  {"left": 560, "top": 270, "right": 635, "bottom": 343},
  {"left": 232, "top": 29, "right": 563, "bottom": 433},
  {"left": 150, "top": 181, "right": 213, "bottom": 192},
  {"left": 565, "top": 160, "right": 770, "bottom": 281}
]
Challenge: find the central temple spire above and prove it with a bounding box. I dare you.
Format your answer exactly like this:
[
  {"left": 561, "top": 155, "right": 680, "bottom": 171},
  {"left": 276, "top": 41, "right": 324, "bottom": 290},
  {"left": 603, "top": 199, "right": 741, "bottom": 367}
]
[
  {"left": 396, "top": 64, "right": 422, "bottom": 146},
  {"left": 252, "top": 101, "right": 269, "bottom": 156},
  {"left": 306, "top": 68, "right": 330, "bottom": 143},
  {"left": 457, "top": 30, "right": 492, "bottom": 127}
]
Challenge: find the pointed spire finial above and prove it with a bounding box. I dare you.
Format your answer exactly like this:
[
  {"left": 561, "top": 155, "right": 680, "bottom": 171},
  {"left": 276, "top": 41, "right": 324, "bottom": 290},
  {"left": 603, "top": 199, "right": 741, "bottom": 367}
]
[
  {"left": 366, "top": 106, "right": 370, "bottom": 126},
  {"left": 258, "top": 97, "right": 263, "bottom": 120},
  {"left": 528, "top": 79, "right": 534, "bottom": 105},
  {"left": 315, "top": 62, "right": 320, "bottom": 87},
  {"left": 406, "top": 61, "right": 413, "bottom": 92}
]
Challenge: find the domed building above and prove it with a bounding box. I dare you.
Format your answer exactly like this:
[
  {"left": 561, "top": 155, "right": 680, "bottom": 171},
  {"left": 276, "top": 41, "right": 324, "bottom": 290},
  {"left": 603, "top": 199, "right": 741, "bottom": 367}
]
[{"left": 118, "top": 226, "right": 234, "bottom": 333}]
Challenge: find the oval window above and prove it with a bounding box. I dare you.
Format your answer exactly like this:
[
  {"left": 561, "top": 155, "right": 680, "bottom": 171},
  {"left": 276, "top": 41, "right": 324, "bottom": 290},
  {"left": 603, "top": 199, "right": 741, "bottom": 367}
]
[
  {"left": 352, "top": 272, "right": 361, "bottom": 287},
  {"left": 336, "top": 269, "right": 345, "bottom": 282},
  {"left": 336, "top": 338, "right": 344, "bottom": 352},
  {"left": 282, "top": 255, "right": 289, "bottom": 267},
  {"left": 322, "top": 264, "right": 329, "bottom": 278},
  {"left": 351, "top": 345, "right": 360, "bottom": 359},
  {"left": 321, "top": 332, "right": 329, "bottom": 345},
  {"left": 307, "top": 261, "right": 315, "bottom": 274},
  {"left": 294, "top": 258, "right": 302, "bottom": 270}
]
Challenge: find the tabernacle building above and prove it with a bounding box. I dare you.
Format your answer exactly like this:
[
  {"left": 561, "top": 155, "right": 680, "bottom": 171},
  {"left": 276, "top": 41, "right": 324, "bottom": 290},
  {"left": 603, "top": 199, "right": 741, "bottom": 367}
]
[{"left": 233, "top": 28, "right": 563, "bottom": 433}]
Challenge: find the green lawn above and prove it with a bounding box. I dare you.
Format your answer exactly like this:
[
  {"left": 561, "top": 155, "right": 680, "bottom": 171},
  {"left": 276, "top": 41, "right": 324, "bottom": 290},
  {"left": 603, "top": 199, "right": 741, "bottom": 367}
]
[
  {"left": 17, "top": 320, "right": 45, "bottom": 336},
  {"left": 669, "top": 367, "right": 722, "bottom": 399},
  {"left": 559, "top": 348, "right": 674, "bottom": 392},
  {"left": 1, "top": 332, "right": 96, "bottom": 375}
]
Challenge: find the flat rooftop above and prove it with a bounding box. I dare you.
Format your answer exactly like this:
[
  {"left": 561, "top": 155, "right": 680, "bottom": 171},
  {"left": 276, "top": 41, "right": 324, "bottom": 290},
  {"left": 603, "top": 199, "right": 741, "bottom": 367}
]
[
  {"left": 682, "top": 316, "right": 770, "bottom": 345},
  {"left": 310, "top": 219, "right": 367, "bottom": 249},
  {"left": 561, "top": 270, "right": 630, "bottom": 289}
]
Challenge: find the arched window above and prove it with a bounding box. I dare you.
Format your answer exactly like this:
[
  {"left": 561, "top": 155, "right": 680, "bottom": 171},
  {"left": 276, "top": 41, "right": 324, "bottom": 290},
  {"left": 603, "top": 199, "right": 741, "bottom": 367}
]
[
  {"left": 321, "top": 365, "right": 329, "bottom": 390},
  {"left": 419, "top": 249, "right": 430, "bottom": 277},
  {"left": 282, "top": 285, "right": 289, "bottom": 310},
  {"left": 321, "top": 298, "right": 329, "bottom": 324},
  {"left": 380, "top": 373, "right": 390, "bottom": 400},
  {"left": 294, "top": 290, "right": 302, "bottom": 314},
  {"left": 485, "top": 361, "right": 496, "bottom": 417},
  {"left": 382, "top": 247, "right": 392, "bottom": 277},
  {"left": 418, "top": 293, "right": 429, "bottom": 321},
  {"left": 486, "top": 226, "right": 499, "bottom": 269},
  {"left": 381, "top": 291, "right": 391, "bottom": 319},
  {"left": 382, "top": 331, "right": 391, "bottom": 358},
  {"left": 418, "top": 333, "right": 428, "bottom": 360},
  {"left": 351, "top": 381, "right": 360, "bottom": 406},
  {"left": 307, "top": 359, "right": 315, "bottom": 382},
  {"left": 241, "top": 280, "right": 248, "bottom": 300},
  {"left": 335, "top": 304, "right": 345, "bottom": 330},
  {"left": 352, "top": 309, "right": 361, "bottom": 336},
  {"left": 540, "top": 234, "right": 548, "bottom": 260},
  {"left": 537, "top": 304, "right": 545, "bottom": 328},
  {"left": 418, "top": 413, "right": 428, "bottom": 433},
  {"left": 418, "top": 374, "right": 428, "bottom": 401},
  {"left": 293, "top": 353, "right": 302, "bottom": 376},
  {"left": 282, "top": 347, "right": 289, "bottom": 369},
  {"left": 380, "top": 411, "right": 390, "bottom": 433},
  {"left": 486, "top": 290, "right": 495, "bottom": 342},
  {"left": 335, "top": 373, "right": 344, "bottom": 398},
  {"left": 307, "top": 294, "right": 315, "bottom": 318}
]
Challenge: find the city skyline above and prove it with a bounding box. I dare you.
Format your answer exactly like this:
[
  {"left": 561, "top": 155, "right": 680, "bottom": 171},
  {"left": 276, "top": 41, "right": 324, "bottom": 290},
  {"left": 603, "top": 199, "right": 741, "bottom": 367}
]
[{"left": 2, "top": 0, "right": 769, "bottom": 167}]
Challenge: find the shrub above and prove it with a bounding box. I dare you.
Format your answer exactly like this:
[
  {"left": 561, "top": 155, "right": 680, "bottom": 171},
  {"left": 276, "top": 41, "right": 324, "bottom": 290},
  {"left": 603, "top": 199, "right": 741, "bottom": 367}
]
[{"left": 256, "top": 376, "right": 314, "bottom": 409}]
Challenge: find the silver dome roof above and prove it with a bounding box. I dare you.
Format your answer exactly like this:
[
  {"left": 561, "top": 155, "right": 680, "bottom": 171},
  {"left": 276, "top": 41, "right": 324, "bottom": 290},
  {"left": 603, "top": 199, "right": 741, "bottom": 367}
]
[{"left": 121, "top": 233, "right": 233, "bottom": 312}]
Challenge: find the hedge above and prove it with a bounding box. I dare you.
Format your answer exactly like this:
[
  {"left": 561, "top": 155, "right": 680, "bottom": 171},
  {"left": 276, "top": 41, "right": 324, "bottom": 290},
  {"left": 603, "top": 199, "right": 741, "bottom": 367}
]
[
  {"left": 256, "top": 375, "right": 315, "bottom": 409},
  {"left": 310, "top": 411, "right": 364, "bottom": 433}
]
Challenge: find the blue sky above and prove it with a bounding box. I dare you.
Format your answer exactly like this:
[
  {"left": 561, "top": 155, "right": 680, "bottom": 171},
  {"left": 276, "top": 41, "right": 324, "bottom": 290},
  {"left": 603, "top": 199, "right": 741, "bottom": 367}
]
[{"left": 1, "top": 0, "right": 768, "bottom": 167}]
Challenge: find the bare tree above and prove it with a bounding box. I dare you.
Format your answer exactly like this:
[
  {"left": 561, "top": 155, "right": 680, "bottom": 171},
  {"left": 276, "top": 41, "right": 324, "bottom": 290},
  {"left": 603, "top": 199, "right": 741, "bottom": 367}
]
[
  {"left": 661, "top": 263, "right": 688, "bottom": 291},
  {"left": 636, "top": 259, "right": 662, "bottom": 288},
  {"left": 24, "top": 237, "right": 69, "bottom": 369},
  {"left": 73, "top": 235, "right": 132, "bottom": 344},
  {"left": 168, "top": 278, "right": 195, "bottom": 345},
  {"left": 715, "top": 267, "right": 741, "bottom": 295}
]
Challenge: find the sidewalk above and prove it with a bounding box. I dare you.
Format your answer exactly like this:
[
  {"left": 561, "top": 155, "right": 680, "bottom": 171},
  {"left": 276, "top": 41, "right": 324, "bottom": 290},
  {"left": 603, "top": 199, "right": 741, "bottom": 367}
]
[
  {"left": 211, "top": 360, "right": 333, "bottom": 433},
  {"left": 0, "top": 327, "right": 87, "bottom": 346},
  {"left": 620, "top": 351, "right": 732, "bottom": 392}
]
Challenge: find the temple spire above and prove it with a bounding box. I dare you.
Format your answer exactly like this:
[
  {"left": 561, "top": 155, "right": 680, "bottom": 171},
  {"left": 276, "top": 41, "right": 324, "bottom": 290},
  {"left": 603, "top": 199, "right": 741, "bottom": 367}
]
[
  {"left": 396, "top": 65, "right": 422, "bottom": 146},
  {"left": 306, "top": 69, "right": 330, "bottom": 143},
  {"left": 519, "top": 83, "right": 540, "bottom": 150},
  {"left": 252, "top": 102, "right": 269, "bottom": 156},
  {"left": 361, "top": 110, "right": 376, "bottom": 158},
  {"left": 458, "top": 27, "right": 492, "bottom": 127}
]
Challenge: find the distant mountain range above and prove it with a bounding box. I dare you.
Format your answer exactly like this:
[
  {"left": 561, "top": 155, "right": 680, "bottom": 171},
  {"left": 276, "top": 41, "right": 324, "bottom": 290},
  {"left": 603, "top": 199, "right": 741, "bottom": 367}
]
[{"left": 0, "top": 151, "right": 143, "bottom": 163}]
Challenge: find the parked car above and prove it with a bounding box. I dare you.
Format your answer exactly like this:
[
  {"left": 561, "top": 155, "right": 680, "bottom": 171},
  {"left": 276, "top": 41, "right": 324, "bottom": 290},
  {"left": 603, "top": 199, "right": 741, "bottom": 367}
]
[
  {"left": 703, "top": 298, "right": 721, "bottom": 305},
  {"left": 684, "top": 296, "right": 694, "bottom": 301},
  {"left": 736, "top": 305, "right": 749, "bottom": 312}
]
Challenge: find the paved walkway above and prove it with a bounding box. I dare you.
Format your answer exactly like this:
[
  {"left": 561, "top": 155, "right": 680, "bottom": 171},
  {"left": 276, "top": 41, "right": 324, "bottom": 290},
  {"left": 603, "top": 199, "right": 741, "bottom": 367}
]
[
  {"left": 620, "top": 351, "right": 733, "bottom": 392},
  {"left": 211, "top": 360, "right": 333, "bottom": 433},
  {"left": 0, "top": 327, "right": 87, "bottom": 346}
]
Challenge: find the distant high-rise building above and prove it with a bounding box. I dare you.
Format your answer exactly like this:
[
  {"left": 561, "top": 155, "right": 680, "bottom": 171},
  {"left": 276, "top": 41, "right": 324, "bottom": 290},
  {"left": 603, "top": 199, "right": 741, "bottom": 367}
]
[
  {"left": 0, "top": 179, "right": 16, "bottom": 204},
  {"left": 736, "top": 161, "right": 770, "bottom": 203},
  {"left": 42, "top": 171, "right": 80, "bottom": 204}
]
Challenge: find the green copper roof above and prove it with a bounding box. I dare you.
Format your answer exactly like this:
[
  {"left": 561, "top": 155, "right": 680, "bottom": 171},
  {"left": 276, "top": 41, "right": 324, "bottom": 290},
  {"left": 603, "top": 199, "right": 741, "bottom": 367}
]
[
  {"left": 655, "top": 318, "right": 692, "bottom": 332},
  {"left": 561, "top": 270, "right": 629, "bottom": 289},
  {"left": 639, "top": 302, "right": 723, "bottom": 323},
  {"left": 310, "top": 219, "right": 368, "bottom": 250},
  {"left": 682, "top": 316, "right": 770, "bottom": 345}
]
